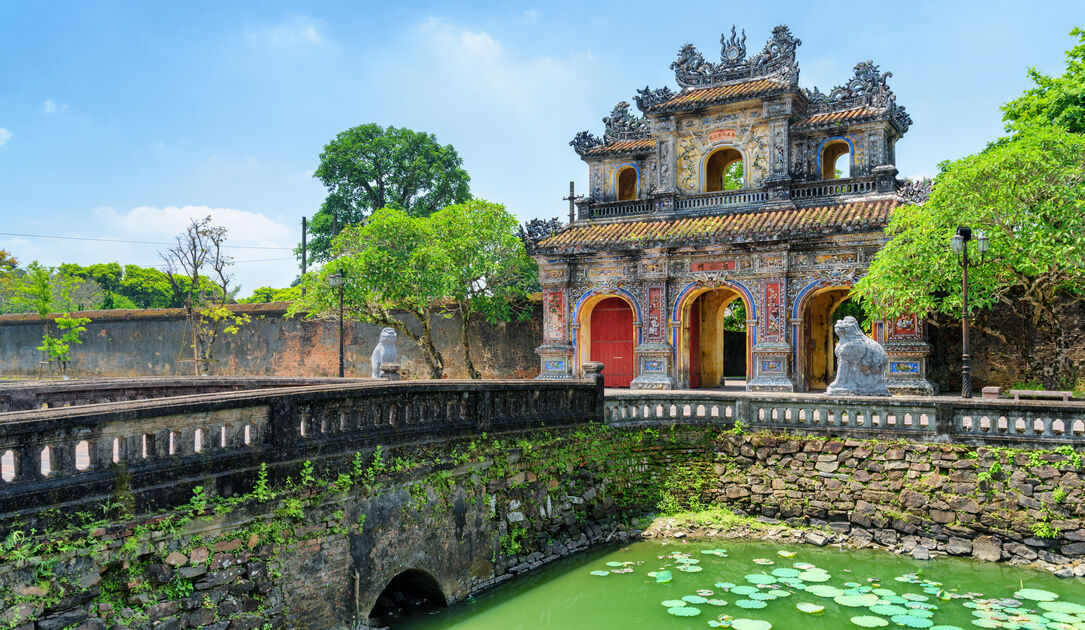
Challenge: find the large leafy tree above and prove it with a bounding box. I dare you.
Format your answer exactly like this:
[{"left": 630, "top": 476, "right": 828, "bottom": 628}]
[
  {"left": 303, "top": 124, "right": 472, "bottom": 262},
  {"left": 290, "top": 207, "right": 452, "bottom": 378},
  {"left": 430, "top": 200, "right": 536, "bottom": 378},
  {"left": 1002, "top": 28, "right": 1085, "bottom": 134},
  {"left": 855, "top": 127, "right": 1085, "bottom": 387}
]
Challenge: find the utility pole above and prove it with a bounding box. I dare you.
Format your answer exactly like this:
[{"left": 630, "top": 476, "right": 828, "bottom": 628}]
[
  {"left": 563, "top": 181, "right": 576, "bottom": 224},
  {"left": 300, "top": 217, "right": 307, "bottom": 296}
]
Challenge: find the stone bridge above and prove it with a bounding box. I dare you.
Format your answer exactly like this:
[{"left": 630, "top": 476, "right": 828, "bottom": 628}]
[{"left": 1, "top": 378, "right": 1084, "bottom": 629}]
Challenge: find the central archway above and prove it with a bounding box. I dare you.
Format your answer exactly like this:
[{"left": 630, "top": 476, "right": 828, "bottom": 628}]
[
  {"left": 679, "top": 287, "right": 751, "bottom": 389},
  {"left": 369, "top": 569, "right": 448, "bottom": 626}
]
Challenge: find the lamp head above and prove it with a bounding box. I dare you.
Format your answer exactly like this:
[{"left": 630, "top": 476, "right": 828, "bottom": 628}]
[
  {"left": 975, "top": 231, "right": 989, "bottom": 255},
  {"left": 950, "top": 234, "right": 964, "bottom": 254},
  {"left": 327, "top": 271, "right": 344, "bottom": 287}
]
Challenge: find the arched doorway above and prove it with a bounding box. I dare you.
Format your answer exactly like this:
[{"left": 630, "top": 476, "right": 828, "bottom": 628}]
[
  {"left": 821, "top": 140, "right": 851, "bottom": 179},
  {"left": 802, "top": 287, "right": 865, "bottom": 390},
  {"left": 586, "top": 296, "right": 635, "bottom": 388},
  {"left": 704, "top": 148, "right": 744, "bottom": 191},
  {"left": 616, "top": 166, "right": 637, "bottom": 200},
  {"left": 370, "top": 569, "right": 448, "bottom": 626},
  {"left": 681, "top": 288, "right": 750, "bottom": 388}
]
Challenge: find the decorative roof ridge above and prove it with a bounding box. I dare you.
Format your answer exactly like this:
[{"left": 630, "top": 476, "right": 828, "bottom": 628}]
[
  {"left": 803, "top": 60, "right": 912, "bottom": 133},
  {"left": 669, "top": 25, "right": 802, "bottom": 90},
  {"left": 570, "top": 101, "right": 651, "bottom": 156}
]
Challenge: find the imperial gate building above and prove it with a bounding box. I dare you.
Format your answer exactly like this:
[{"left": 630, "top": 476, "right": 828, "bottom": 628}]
[{"left": 533, "top": 25, "right": 936, "bottom": 394}]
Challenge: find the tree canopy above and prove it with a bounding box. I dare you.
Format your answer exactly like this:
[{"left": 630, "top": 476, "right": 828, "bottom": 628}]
[
  {"left": 289, "top": 200, "right": 534, "bottom": 379},
  {"left": 1002, "top": 28, "right": 1085, "bottom": 134},
  {"left": 303, "top": 124, "right": 472, "bottom": 262}
]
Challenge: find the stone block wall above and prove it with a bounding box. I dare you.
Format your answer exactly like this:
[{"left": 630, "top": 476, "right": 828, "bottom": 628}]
[
  {"left": 710, "top": 433, "right": 1085, "bottom": 574},
  {"left": 0, "top": 301, "right": 542, "bottom": 380}
]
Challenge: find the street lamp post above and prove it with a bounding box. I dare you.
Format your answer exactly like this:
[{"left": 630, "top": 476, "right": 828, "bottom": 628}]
[
  {"left": 950, "top": 226, "right": 988, "bottom": 398},
  {"left": 328, "top": 271, "right": 345, "bottom": 378}
]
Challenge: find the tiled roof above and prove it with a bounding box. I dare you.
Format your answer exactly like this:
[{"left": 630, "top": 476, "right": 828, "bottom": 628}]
[
  {"left": 583, "top": 138, "right": 655, "bottom": 156},
  {"left": 795, "top": 106, "right": 883, "bottom": 127},
  {"left": 538, "top": 199, "right": 900, "bottom": 251},
  {"left": 653, "top": 78, "right": 790, "bottom": 112}
]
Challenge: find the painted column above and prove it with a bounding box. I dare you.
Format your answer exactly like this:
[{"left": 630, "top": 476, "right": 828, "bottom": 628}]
[
  {"left": 879, "top": 314, "right": 937, "bottom": 395},
  {"left": 534, "top": 262, "right": 575, "bottom": 381},
  {"left": 747, "top": 276, "right": 795, "bottom": 391},
  {"left": 631, "top": 279, "right": 675, "bottom": 389}
]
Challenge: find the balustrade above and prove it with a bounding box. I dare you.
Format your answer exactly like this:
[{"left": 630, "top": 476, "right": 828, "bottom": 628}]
[
  {"left": 0, "top": 380, "right": 601, "bottom": 525},
  {"left": 605, "top": 392, "right": 1085, "bottom": 445}
]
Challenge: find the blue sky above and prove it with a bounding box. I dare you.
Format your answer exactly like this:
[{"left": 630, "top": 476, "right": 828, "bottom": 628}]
[{"left": 0, "top": 1, "right": 1079, "bottom": 296}]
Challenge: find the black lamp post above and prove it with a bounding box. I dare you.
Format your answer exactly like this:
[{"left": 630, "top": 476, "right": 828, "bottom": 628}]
[
  {"left": 950, "top": 226, "right": 988, "bottom": 398},
  {"left": 328, "top": 271, "right": 345, "bottom": 378}
]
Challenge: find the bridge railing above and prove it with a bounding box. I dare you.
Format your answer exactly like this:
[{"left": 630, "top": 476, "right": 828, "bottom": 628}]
[
  {"left": 0, "top": 376, "right": 374, "bottom": 412},
  {"left": 0, "top": 379, "right": 602, "bottom": 527},
  {"left": 604, "top": 391, "right": 1085, "bottom": 446}
]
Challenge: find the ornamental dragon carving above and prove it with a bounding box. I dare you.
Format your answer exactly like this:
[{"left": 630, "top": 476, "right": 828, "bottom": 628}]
[
  {"left": 603, "top": 101, "right": 650, "bottom": 143},
  {"left": 634, "top": 86, "right": 677, "bottom": 113},
  {"left": 805, "top": 60, "right": 912, "bottom": 132},
  {"left": 671, "top": 25, "right": 802, "bottom": 89},
  {"left": 570, "top": 130, "right": 602, "bottom": 156}
]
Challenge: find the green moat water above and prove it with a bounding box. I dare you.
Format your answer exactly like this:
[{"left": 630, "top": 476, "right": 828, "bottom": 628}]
[{"left": 398, "top": 540, "right": 1085, "bottom": 630}]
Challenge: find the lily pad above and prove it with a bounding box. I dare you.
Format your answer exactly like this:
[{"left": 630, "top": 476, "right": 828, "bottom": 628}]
[
  {"left": 662, "top": 599, "right": 687, "bottom": 607},
  {"left": 805, "top": 585, "right": 844, "bottom": 598},
  {"left": 778, "top": 550, "right": 796, "bottom": 558},
  {"left": 895, "top": 614, "right": 937, "bottom": 628},
  {"left": 707, "top": 599, "right": 728, "bottom": 607},
  {"left": 667, "top": 606, "right": 702, "bottom": 617},
  {"left": 1013, "top": 589, "right": 1058, "bottom": 602},
  {"left": 731, "top": 620, "right": 771, "bottom": 630},
  {"left": 852, "top": 616, "right": 890, "bottom": 627},
  {"left": 1038, "top": 602, "right": 1085, "bottom": 615},
  {"left": 731, "top": 586, "right": 760, "bottom": 596},
  {"left": 679, "top": 565, "right": 704, "bottom": 573},
  {"left": 772, "top": 568, "right": 801, "bottom": 578},
  {"left": 684, "top": 595, "right": 709, "bottom": 605},
  {"left": 735, "top": 599, "right": 767, "bottom": 609},
  {"left": 655, "top": 570, "right": 673, "bottom": 583},
  {"left": 605, "top": 561, "right": 624, "bottom": 566},
  {"left": 835, "top": 594, "right": 880, "bottom": 608},
  {"left": 589, "top": 570, "right": 610, "bottom": 576},
  {"left": 745, "top": 574, "right": 777, "bottom": 585},
  {"left": 799, "top": 570, "right": 831, "bottom": 583},
  {"left": 797, "top": 602, "right": 825, "bottom": 614}
]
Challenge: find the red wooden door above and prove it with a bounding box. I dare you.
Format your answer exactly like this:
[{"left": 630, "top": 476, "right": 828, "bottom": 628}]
[
  {"left": 689, "top": 298, "right": 701, "bottom": 388},
  {"left": 589, "top": 297, "right": 634, "bottom": 388}
]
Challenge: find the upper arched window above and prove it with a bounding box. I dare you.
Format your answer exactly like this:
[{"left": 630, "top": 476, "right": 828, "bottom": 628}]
[
  {"left": 616, "top": 166, "right": 638, "bottom": 201},
  {"left": 821, "top": 140, "right": 851, "bottom": 180},
  {"left": 704, "top": 148, "right": 744, "bottom": 192}
]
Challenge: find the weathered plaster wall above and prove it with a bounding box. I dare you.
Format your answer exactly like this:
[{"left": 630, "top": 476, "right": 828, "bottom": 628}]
[{"left": 0, "top": 301, "right": 542, "bottom": 380}]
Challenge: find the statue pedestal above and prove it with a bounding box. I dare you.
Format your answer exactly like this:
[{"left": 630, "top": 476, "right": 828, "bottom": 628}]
[
  {"left": 535, "top": 343, "right": 575, "bottom": 380},
  {"left": 747, "top": 342, "right": 795, "bottom": 392},
  {"left": 631, "top": 342, "right": 676, "bottom": 389}
]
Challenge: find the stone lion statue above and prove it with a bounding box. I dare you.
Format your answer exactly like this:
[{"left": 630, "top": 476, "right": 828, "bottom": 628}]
[
  {"left": 825, "top": 316, "right": 890, "bottom": 396},
  {"left": 370, "top": 328, "right": 398, "bottom": 378}
]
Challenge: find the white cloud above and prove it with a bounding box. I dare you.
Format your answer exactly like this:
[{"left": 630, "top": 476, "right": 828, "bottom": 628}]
[
  {"left": 0, "top": 128, "right": 11, "bottom": 146},
  {"left": 521, "top": 9, "right": 541, "bottom": 22},
  {"left": 41, "top": 99, "right": 68, "bottom": 115},
  {"left": 246, "top": 14, "right": 324, "bottom": 47}
]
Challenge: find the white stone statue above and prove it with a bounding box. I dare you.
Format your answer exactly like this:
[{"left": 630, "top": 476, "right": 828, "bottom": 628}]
[
  {"left": 370, "top": 328, "right": 398, "bottom": 378},
  {"left": 825, "top": 316, "right": 890, "bottom": 396}
]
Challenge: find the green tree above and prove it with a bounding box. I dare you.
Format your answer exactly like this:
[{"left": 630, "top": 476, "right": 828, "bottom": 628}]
[
  {"left": 241, "top": 286, "right": 301, "bottom": 303},
  {"left": 1002, "top": 28, "right": 1085, "bottom": 134},
  {"left": 303, "top": 124, "right": 472, "bottom": 262},
  {"left": 289, "top": 207, "right": 452, "bottom": 378},
  {"left": 161, "top": 217, "right": 249, "bottom": 374},
  {"left": 430, "top": 200, "right": 536, "bottom": 378},
  {"left": 855, "top": 126, "right": 1085, "bottom": 387}
]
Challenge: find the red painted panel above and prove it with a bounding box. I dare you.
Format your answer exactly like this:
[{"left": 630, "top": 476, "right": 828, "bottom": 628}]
[
  {"left": 590, "top": 297, "right": 634, "bottom": 388},
  {"left": 689, "top": 297, "right": 701, "bottom": 388}
]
